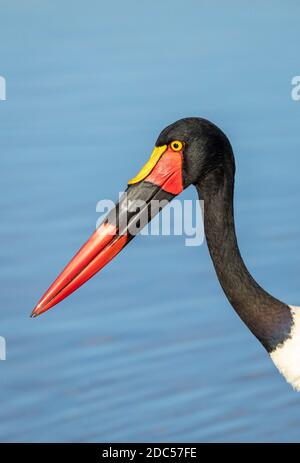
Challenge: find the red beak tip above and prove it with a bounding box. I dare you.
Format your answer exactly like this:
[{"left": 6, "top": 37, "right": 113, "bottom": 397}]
[{"left": 30, "top": 306, "right": 42, "bottom": 318}]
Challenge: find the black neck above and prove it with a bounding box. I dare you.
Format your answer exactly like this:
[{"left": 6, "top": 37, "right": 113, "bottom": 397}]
[{"left": 197, "top": 167, "right": 292, "bottom": 352}]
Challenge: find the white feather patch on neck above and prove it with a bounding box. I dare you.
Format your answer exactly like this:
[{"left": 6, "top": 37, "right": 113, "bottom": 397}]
[{"left": 270, "top": 306, "right": 300, "bottom": 391}]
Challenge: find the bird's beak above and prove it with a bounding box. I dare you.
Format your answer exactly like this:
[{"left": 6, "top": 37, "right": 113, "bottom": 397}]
[{"left": 31, "top": 144, "right": 184, "bottom": 317}]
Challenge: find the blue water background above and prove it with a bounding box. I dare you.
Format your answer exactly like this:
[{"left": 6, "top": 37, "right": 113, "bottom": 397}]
[{"left": 0, "top": 0, "right": 300, "bottom": 442}]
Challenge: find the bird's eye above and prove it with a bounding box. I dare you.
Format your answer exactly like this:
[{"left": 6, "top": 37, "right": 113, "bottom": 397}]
[{"left": 170, "top": 140, "right": 183, "bottom": 152}]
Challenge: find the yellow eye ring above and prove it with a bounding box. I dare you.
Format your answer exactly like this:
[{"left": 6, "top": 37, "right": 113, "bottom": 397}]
[{"left": 170, "top": 140, "right": 183, "bottom": 152}]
